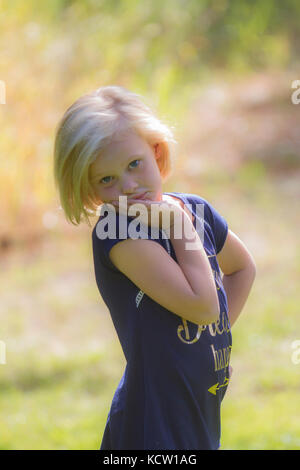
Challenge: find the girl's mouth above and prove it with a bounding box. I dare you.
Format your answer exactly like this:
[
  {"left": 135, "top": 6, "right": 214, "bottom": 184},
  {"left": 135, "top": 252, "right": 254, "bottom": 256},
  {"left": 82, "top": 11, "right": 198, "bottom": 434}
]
[
  {"left": 130, "top": 192, "right": 149, "bottom": 200},
  {"left": 110, "top": 193, "right": 151, "bottom": 205}
]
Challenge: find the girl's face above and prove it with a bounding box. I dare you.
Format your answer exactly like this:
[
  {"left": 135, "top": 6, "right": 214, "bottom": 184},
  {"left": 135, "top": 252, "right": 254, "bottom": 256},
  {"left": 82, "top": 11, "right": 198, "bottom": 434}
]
[{"left": 89, "top": 130, "right": 164, "bottom": 205}]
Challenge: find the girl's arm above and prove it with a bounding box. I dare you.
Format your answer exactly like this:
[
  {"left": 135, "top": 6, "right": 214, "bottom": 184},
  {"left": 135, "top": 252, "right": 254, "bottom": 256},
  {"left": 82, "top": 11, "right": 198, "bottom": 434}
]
[
  {"left": 108, "top": 211, "right": 220, "bottom": 326},
  {"left": 217, "top": 230, "right": 256, "bottom": 327},
  {"left": 169, "top": 214, "right": 220, "bottom": 321}
]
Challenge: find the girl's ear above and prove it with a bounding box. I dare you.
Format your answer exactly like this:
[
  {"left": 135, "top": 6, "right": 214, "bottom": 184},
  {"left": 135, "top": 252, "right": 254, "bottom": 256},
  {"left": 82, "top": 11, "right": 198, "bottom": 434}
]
[{"left": 153, "top": 143, "right": 163, "bottom": 160}]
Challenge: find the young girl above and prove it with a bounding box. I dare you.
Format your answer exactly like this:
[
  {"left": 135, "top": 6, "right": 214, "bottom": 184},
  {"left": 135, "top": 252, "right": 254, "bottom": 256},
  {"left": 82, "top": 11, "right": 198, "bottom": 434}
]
[{"left": 53, "top": 85, "right": 256, "bottom": 450}]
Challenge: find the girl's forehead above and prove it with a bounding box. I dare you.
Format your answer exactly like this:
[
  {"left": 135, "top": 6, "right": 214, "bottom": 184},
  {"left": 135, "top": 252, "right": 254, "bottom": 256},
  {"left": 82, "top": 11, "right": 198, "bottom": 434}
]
[
  {"left": 101, "top": 132, "right": 149, "bottom": 158},
  {"left": 90, "top": 132, "right": 151, "bottom": 175}
]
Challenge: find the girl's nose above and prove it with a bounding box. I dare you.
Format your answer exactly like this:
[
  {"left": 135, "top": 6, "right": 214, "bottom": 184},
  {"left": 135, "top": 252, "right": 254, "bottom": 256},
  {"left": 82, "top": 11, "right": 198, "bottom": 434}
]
[{"left": 121, "top": 177, "right": 139, "bottom": 195}]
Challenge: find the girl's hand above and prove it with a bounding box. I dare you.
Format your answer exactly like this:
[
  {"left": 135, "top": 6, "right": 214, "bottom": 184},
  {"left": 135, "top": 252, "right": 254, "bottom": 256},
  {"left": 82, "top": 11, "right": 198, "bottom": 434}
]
[{"left": 111, "top": 195, "right": 186, "bottom": 231}]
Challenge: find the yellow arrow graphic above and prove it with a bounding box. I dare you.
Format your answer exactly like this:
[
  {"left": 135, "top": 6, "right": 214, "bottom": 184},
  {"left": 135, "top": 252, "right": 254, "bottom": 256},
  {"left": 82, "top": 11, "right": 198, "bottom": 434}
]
[{"left": 208, "top": 377, "right": 229, "bottom": 395}]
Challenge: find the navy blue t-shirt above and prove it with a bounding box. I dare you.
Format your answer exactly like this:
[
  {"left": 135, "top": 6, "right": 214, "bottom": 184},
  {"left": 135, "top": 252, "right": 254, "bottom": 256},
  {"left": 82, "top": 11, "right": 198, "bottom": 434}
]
[{"left": 92, "top": 192, "right": 232, "bottom": 450}]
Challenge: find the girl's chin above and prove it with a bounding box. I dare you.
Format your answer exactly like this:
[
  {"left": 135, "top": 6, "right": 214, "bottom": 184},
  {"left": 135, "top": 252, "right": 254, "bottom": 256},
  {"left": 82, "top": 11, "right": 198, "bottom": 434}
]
[{"left": 105, "top": 192, "right": 164, "bottom": 205}]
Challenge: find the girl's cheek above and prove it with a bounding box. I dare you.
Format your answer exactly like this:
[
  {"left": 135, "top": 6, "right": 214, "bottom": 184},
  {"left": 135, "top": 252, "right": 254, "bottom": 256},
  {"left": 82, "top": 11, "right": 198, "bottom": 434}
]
[{"left": 106, "top": 188, "right": 120, "bottom": 202}]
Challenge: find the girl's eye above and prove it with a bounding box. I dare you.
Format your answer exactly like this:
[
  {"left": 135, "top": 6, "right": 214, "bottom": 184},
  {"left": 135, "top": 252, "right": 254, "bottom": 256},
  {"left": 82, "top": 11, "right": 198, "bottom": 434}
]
[
  {"left": 100, "top": 176, "right": 112, "bottom": 185},
  {"left": 129, "top": 159, "right": 140, "bottom": 169},
  {"left": 99, "top": 160, "right": 141, "bottom": 185}
]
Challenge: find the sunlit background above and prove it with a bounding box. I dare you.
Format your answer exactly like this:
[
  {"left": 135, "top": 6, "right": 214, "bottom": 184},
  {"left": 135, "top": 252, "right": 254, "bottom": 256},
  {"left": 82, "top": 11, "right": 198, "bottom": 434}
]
[{"left": 1, "top": 0, "right": 300, "bottom": 449}]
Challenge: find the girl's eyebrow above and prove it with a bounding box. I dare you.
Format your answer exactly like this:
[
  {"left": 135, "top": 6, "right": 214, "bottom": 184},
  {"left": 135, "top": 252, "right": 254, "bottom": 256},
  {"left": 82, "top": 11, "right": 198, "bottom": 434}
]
[{"left": 92, "top": 154, "right": 143, "bottom": 179}]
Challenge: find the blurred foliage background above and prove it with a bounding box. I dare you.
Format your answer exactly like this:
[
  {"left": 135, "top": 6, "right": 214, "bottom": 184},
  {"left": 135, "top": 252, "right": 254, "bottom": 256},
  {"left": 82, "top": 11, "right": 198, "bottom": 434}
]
[{"left": 0, "top": 0, "right": 300, "bottom": 449}]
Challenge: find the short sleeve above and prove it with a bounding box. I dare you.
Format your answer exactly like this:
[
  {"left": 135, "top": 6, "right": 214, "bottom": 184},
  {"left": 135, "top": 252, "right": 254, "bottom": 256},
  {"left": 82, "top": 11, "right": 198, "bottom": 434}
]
[
  {"left": 203, "top": 199, "right": 228, "bottom": 254},
  {"left": 184, "top": 193, "right": 228, "bottom": 255},
  {"left": 92, "top": 205, "right": 163, "bottom": 271}
]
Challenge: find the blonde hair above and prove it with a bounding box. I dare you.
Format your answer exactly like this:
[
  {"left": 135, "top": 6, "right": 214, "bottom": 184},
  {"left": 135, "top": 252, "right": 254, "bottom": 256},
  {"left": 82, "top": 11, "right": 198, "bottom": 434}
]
[{"left": 53, "top": 85, "right": 177, "bottom": 226}]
